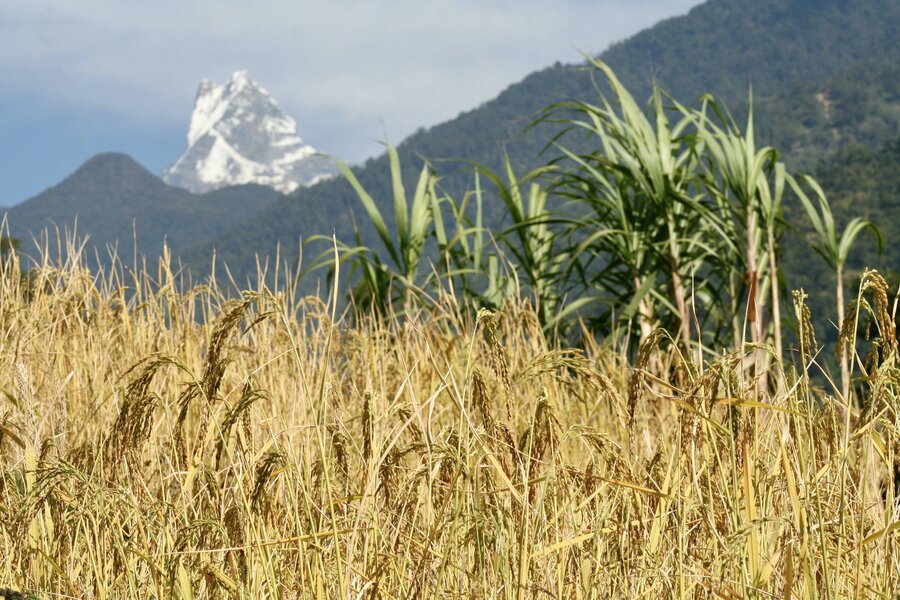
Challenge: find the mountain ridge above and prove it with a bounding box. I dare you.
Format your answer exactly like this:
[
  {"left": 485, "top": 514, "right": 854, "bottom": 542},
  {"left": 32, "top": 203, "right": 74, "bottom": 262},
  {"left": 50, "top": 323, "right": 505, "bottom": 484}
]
[{"left": 3, "top": 152, "right": 284, "bottom": 267}]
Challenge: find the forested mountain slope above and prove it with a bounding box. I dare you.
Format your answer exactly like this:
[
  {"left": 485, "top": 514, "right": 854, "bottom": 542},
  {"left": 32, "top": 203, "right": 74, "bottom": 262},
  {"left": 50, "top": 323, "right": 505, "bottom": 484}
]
[{"left": 3, "top": 153, "right": 283, "bottom": 268}]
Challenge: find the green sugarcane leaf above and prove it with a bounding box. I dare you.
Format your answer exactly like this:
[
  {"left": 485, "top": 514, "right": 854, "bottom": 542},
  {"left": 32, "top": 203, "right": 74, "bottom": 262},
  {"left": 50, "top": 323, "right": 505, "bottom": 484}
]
[
  {"left": 336, "top": 158, "right": 401, "bottom": 268},
  {"left": 387, "top": 145, "right": 408, "bottom": 246}
]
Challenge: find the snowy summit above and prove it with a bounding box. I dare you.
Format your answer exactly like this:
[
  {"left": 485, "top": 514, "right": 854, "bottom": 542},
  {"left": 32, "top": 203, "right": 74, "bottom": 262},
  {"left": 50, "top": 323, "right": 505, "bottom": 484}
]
[{"left": 163, "top": 71, "right": 337, "bottom": 194}]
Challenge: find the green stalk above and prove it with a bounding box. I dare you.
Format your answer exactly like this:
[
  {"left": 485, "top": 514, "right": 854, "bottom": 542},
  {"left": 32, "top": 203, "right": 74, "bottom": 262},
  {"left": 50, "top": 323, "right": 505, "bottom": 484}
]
[{"left": 667, "top": 217, "right": 692, "bottom": 348}]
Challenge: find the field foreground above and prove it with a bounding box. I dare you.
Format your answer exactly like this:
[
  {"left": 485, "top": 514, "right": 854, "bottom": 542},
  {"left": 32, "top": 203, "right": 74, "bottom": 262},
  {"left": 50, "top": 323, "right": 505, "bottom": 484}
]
[{"left": 0, "top": 251, "right": 899, "bottom": 598}]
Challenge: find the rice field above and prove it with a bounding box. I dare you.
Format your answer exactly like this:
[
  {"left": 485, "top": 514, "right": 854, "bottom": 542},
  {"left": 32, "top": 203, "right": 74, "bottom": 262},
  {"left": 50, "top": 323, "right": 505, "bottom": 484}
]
[{"left": 0, "top": 239, "right": 898, "bottom": 599}]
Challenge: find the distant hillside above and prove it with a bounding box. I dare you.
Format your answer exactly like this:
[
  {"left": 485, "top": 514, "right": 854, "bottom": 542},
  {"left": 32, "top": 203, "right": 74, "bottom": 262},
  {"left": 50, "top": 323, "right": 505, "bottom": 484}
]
[
  {"left": 3, "top": 153, "right": 283, "bottom": 268},
  {"left": 820, "top": 137, "right": 900, "bottom": 268},
  {"left": 186, "top": 0, "right": 900, "bottom": 283},
  {"left": 753, "top": 52, "right": 900, "bottom": 170}
]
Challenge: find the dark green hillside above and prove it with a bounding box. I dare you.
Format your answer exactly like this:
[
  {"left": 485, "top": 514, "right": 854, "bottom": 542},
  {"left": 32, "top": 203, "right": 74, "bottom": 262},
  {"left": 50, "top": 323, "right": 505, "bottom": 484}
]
[
  {"left": 753, "top": 53, "right": 900, "bottom": 170},
  {"left": 820, "top": 138, "right": 900, "bottom": 264},
  {"left": 186, "top": 0, "right": 900, "bottom": 282},
  {"left": 3, "top": 153, "right": 283, "bottom": 267},
  {"left": 600, "top": 0, "right": 898, "bottom": 103}
]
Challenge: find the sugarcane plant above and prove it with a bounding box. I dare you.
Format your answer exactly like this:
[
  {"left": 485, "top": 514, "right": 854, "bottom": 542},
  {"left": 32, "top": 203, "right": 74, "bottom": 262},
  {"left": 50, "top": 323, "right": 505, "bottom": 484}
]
[
  {"left": 323, "top": 57, "right": 852, "bottom": 385},
  {"left": 473, "top": 157, "right": 594, "bottom": 334},
  {"left": 330, "top": 145, "right": 438, "bottom": 314},
  {"left": 539, "top": 56, "right": 729, "bottom": 351},
  {"left": 693, "top": 95, "right": 790, "bottom": 389},
  {"left": 430, "top": 169, "right": 516, "bottom": 311},
  {"left": 790, "top": 174, "right": 882, "bottom": 400}
]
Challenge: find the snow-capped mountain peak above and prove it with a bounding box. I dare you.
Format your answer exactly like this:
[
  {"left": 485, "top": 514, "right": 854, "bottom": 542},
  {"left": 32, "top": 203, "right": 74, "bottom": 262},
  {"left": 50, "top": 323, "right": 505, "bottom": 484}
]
[{"left": 164, "top": 71, "right": 337, "bottom": 194}]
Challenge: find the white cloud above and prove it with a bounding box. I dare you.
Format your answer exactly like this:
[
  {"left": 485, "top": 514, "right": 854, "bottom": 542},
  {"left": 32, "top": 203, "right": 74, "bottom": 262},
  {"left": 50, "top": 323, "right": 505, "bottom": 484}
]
[{"left": 0, "top": 0, "right": 701, "bottom": 162}]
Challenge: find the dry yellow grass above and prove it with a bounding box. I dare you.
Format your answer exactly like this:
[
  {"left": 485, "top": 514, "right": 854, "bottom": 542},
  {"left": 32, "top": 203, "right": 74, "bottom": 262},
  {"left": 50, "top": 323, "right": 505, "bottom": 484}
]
[{"left": 0, "top": 241, "right": 898, "bottom": 598}]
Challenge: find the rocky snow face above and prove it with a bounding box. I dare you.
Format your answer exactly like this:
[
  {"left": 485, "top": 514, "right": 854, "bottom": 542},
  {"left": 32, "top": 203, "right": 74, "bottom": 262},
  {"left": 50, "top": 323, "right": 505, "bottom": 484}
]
[{"left": 163, "top": 71, "right": 337, "bottom": 194}]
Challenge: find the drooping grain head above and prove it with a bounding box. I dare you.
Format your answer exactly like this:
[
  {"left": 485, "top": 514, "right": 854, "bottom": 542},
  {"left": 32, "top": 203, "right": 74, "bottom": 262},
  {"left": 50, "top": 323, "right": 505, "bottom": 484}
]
[
  {"left": 250, "top": 449, "right": 287, "bottom": 518},
  {"left": 106, "top": 357, "right": 172, "bottom": 473},
  {"left": 628, "top": 328, "right": 665, "bottom": 433},
  {"left": 520, "top": 392, "right": 561, "bottom": 482},
  {"left": 362, "top": 391, "right": 374, "bottom": 463},
  {"left": 329, "top": 425, "right": 349, "bottom": 484},
  {"left": 792, "top": 290, "right": 818, "bottom": 371},
  {"left": 378, "top": 447, "right": 403, "bottom": 505},
  {"left": 680, "top": 359, "right": 726, "bottom": 455},
  {"left": 15, "top": 363, "right": 38, "bottom": 454},
  {"left": 431, "top": 429, "right": 460, "bottom": 507},
  {"left": 214, "top": 382, "right": 266, "bottom": 471},
  {"left": 477, "top": 308, "right": 512, "bottom": 416},
  {"left": 861, "top": 271, "right": 897, "bottom": 354},
  {"left": 175, "top": 293, "right": 261, "bottom": 468},
  {"left": 471, "top": 368, "right": 494, "bottom": 428},
  {"left": 222, "top": 505, "right": 247, "bottom": 583}
]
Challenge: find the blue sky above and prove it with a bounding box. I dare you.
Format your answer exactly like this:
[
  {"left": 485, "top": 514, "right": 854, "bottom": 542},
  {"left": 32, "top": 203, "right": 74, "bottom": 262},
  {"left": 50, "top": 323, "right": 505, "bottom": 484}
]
[{"left": 0, "top": 0, "right": 701, "bottom": 205}]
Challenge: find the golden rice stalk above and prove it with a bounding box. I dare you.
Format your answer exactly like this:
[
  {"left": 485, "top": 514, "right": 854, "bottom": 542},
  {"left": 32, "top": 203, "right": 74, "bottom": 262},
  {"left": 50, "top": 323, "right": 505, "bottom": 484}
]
[
  {"left": 51, "top": 377, "right": 68, "bottom": 458},
  {"left": 791, "top": 289, "right": 819, "bottom": 415},
  {"left": 14, "top": 363, "right": 38, "bottom": 454},
  {"left": 377, "top": 447, "right": 404, "bottom": 505},
  {"left": 579, "top": 429, "right": 628, "bottom": 471},
  {"left": 514, "top": 349, "right": 591, "bottom": 388},
  {"left": 472, "top": 368, "right": 516, "bottom": 476},
  {"left": 174, "top": 519, "right": 228, "bottom": 554},
  {"left": 519, "top": 392, "right": 561, "bottom": 481},
  {"left": 202, "top": 562, "right": 238, "bottom": 595},
  {"left": 251, "top": 449, "right": 287, "bottom": 517},
  {"left": 792, "top": 291, "right": 818, "bottom": 365},
  {"left": 329, "top": 425, "right": 350, "bottom": 484},
  {"left": 472, "top": 368, "right": 494, "bottom": 427},
  {"left": 12, "top": 464, "right": 71, "bottom": 535},
  {"left": 214, "top": 381, "right": 267, "bottom": 470},
  {"left": 223, "top": 505, "right": 247, "bottom": 584},
  {"left": 478, "top": 308, "right": 512, "bottom": 418},
  {"left": 106, "top": 357, "right": 175, "bottom": 470},
  {"left": 838, "top": 298, "right": 866, "bottom": 362},
  {"left": 814, "top": 397, "right": 840, "bottom": 463},
  {"left": 680, "top": 358, "right": 729, "bottom": 455},
  {"left": 362, "top": 391, "right": 374, "bottom": 463},
  {"left": 627, "top": 328, "right": 666, "bottom": 432},
  {"left": 861, "top": 271, "right": 897, "bottom": 353},
  {"left": 395, "top": 404, "right": 424, "bottom": 445},
  {"left": 431, "top": 429, "right": 461, "bottom": 507},
  {"left": 839, "top": 272, "right": 895, "bottom": 370},
  {"left": 175, "top": 293, "right": 260, "bottom": 468}
]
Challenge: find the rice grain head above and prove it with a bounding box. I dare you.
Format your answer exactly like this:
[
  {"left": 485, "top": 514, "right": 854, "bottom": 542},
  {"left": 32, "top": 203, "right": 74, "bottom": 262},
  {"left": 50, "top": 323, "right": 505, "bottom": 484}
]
[
  {"left": 478, "top": 308, "right": 512, "bottom": 417},
  {"left": 628, "top": 328, "right": 666, "bottom": 433},
  {"left": 251, "top": 448, "right": 287, "bottom": 518},
  {"left": 362, "top": 391, "right": 374, "bottom": 463}
]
